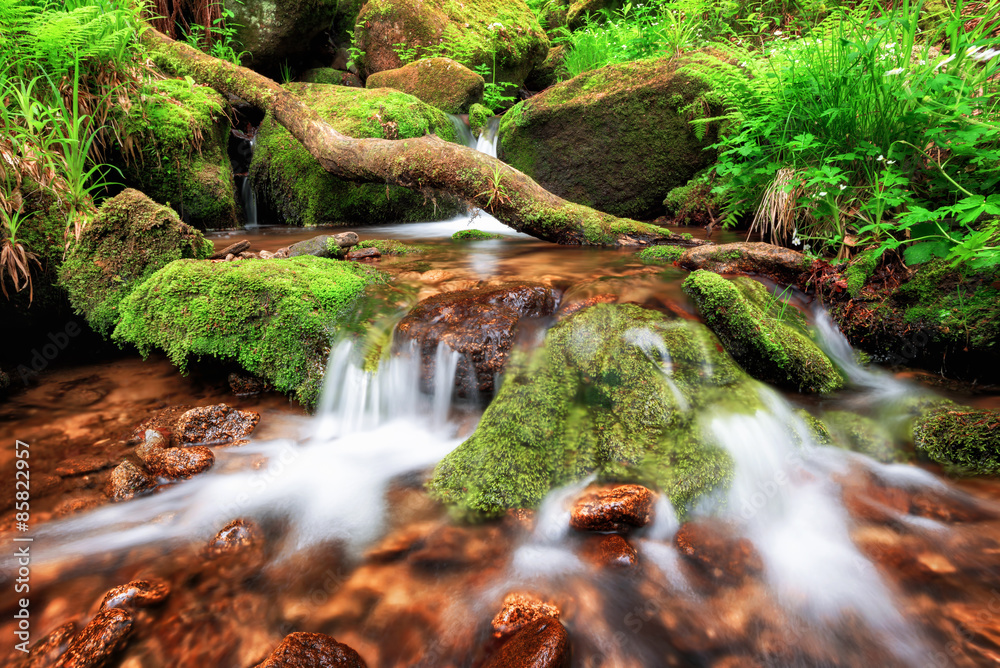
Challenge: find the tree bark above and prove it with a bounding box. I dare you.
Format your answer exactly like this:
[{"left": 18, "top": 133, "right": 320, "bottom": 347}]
[{"left": 145, "top": 29, "right": 706, "bottom": 248}]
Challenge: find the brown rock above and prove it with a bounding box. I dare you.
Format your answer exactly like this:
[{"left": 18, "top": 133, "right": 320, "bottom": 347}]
[
  {"left": 229, "top": 371, "right": 268, "bottom": 396},
  {"left": 492, "top": 593, "right": 560, "bottom": 639},
  {"left": 394, "top": 282, "right": 559, "bottom": 398},
  {"left": 147, "top": 446, "right": 215, "bottom": 479},
  {"left": 175, "top": 404, "right": 259, "bottom": 445},
  {"left": 53, "top": 608, "right": 133, "bottom": 668},
  {"left": 54, "top": 456, "right": 116, "bottom": 477},
  {"left": 210, "top": 239, "right": 250, "bottom": 259},
  {"left": 21, "top": 621, "right": 77, "bottom": 668},
  {"left": 99, "top": 580, "right": 170, "bottom": 611},
  {"left": 206, "top": 518, "right": 260, "bottom": 557},
  {"left": 53, "top": 495, "right": 104, "bottom": 518},
  {"left": 483, "top": 616, "right": 569, "bottom": 668},
  {"left": 346, "top": 247, "right": 381, "bottom": 260},
  {"left": 555, "top": 293, "right": 617, "bottom": 319},
  {"left": 105, "top": 461, "right": 156, "bottom": 502},
  {"left": 331, "top": 231, "right": 359, "bottom": 249},
  {"left": 674, "top": 520, "right": 763, "bottom": 586},
  {"left": 569, "top": 484, "right": 655, "bottom": 533},
  {"left": 587, "top": 534, "right": 638, "bottom": 569},
  {"left": 254, "top": 632, "right": 367, "bottom": 667},
  {"left": 407, "top": 524, "right": 507, "bottom": 570},
  {"left": 129, "top": 406, "right": 191, "bottom": 444}
]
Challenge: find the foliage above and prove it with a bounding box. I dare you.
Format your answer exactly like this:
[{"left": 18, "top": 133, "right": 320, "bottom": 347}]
[
  {"left": 684, "top": 0, "right": 1000, "bottom": 267},
  {"left": 180, "top": 0, "right": 248, "bottom": 65}
]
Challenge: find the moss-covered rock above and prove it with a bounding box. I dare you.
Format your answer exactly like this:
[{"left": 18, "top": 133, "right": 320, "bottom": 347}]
[
  {"left": 231, "top": 0, "right": 341, "bottom": 76},
  {"left": 638, "top": 245, "right": 686, "bottom": 264},
  {"left": 468, "top": 103, "right": 492, "bottom": 136},
  {"left": 250, "top": 82, "right": 464, "bottom": 227},
  {"left": 497, "top": 57, "right": 715, "bottom": 220},
  {"left": 682, "top": 270, "right": 844, "bottom": 393},
  {"left": 824, "top": 410, "right": 903, "bottom": 463},
  {"left": 366, "top": 58, "right": 484, "bottom": 113},
  {"left": 452, "top": 229, "right": 504, "bottom": 240},
  {"left": 354, "top": 0, "right": 548, "bottom": 89},
  {"left": 565, "top": 0, "right": 624, "bottom": 29},
  {"left": 428, "top": 303, "right": 765, "bottom": 520},
  {"left": 354, "top": 239, "right": 429, "bottom": 255},
  {"left": 115, "top": 79, "right": 238, "bottom": 229},
  {"left": 913, "top": 406, "right": 1000, "bottom": 474},
  {"left": 112, "top": 256, "right": 388, "bottom": 406},
  {"left": 524, "top": 44, "right": 567, "bottom": 90},
  {"left": 300, "top": 68, "right": 363, "bottom": 87},
  {"left": 58, "top": 189, "right": 213, "bottom": 337},
  {"left": 663, "top": 167, "right": 724, "bottom": 226}
]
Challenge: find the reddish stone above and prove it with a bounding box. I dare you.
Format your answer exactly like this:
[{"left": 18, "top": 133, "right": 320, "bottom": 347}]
[
  {"left": 483, "top": 617, "right": 569, "bottom": 668},
  {"left": 555, "top": 294, "right": 617, "bottom": 319},
  {"left": 21, "top": 621, "right": 77, "bottom": 668},
  {"left": 253, "top": 632, "right": 367, "bottom": 667},
  {"left": 174, "top": 404, "right": 259, "bottom": 445},
  {"left": 569, "top": 484, "right": 655, "bottom": 533},
  {"left": 53, "top": 608, "right": 133, "bottom": 668},
  {"left": 105, "top": 461, "right": 156, "bottom": 502},
  {"left": 206, "top": 518, "right": 260, "bottom": 557},
  {"left": 674, "top": 520, "right": 763, "bottom": 586},
  {"left": 491, "top": 593, "right": 561, "bottom": 639},
  {"left": 595, "top": 534, "right": 638, "bottom": 569},
  {"left": 99, "top": 580, "right": 170, "bottom": 611},
  {"left": 54, "top": 456, "right": 116, "bottom": 477},
  {"left": 346, "top": 247, "right": 381, "bottom": 260}
]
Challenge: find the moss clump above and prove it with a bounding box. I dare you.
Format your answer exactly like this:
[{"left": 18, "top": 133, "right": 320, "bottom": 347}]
[
  {"left": 354, "top": 239, "right": 429, "bottom": 255},
  {"left": 452, "top": 229, "right": 504, "bottom": 240},
  {"left": 58, "top": 189, "right": 213, "bottom": 337},
  {"left": 497, "top": 57, "right": 715, "bottom": 219},
  {"left": 112, "top": 256, "right": 388, "bottom": 406},
  {"left": 638, "top": 245, "right": 686, "bottom": 264},
  {"left": 913, "top": 406, "right": 1000, "bottom": 474},
  {"left": 682, "top": 270, "right": 844, "bottom": 393},
  {"left": 824, "top": 410, "right": 903, "bottom": 463},
  {"left": 300, "top": 68, "right": 362, "bottom": 86},
  {"left": 115, "top": 79, "right": 238, "bottom": 229},
  {"left": 663, "top": 168, "right": 723, "bottom": 226},
  {"left": 251, "top": 82, "right": 464, "bottom": 227},
  {"left": 468, "top": 103, "right": 492, "bottom": 136},
  {"left": 844, "top": 249, "right": 880, "bottom": 299},
  {"left": 366, "top": 58, "right": 485, "bottom": 113},
  {"left": 428, "top": 303, "right": 764, "bottom": 520}
]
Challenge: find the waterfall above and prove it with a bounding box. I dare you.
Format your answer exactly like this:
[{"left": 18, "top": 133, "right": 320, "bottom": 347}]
[{"left": 241, "top": 137, "right": 259, "bottom": 228}]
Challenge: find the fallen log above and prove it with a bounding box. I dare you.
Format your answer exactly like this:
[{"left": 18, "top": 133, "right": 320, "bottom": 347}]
[{"left": 144, "top": 29, "right": 705, "bottom": 248}]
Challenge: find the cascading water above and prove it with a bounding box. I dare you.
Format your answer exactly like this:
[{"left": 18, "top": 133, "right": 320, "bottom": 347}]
[{"left": 240, "top": 137, "right": 259, "bottom": 227}]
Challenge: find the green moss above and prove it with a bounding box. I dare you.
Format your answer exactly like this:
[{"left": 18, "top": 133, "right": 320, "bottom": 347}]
[
  {"left": 300, "top": 68, "right": 360, "bottom": 86},
  {"left": 354, "top": 239, "right": 430, "bottom": 255},
  {"left": 663, "top": 168, "right": 723, "bottom": 226},
  {"left": 428, "top": 303, "right": 764, "bottom": 520},
  {"left": 58, "top": 190, "right": 213, "bottom": 337},
  {"left": 682, "top": 271, "right": 844, "bottom": 393},
  {"left": 823, "top": 410, "right": 904, "bottom": 463},
  {"left": 844, "top": 249, "right": 880, "bottom": 299},
  {"left": 366, "top": 58, "right": 484, "bottom": 113},
  {"left": 115, "top": 79, "right": 238, "bottom": 229},
  {"left": 913, "top": 406, "right": 1000, "bottom": 474},
  {"left": 251, "top": 83, "right": 464, "bottom": 227},
  {"left": 468, "top": 103, "right": 492, "bottom": 136},
  {"left": 452, "top": 228, "right": 504, "bottom": 240},
  {"left": 112, "top": 256, "right": 388, "bottom": 406},
  {"left": 637, "top": 245, "right": 685, "bottom": 263}
]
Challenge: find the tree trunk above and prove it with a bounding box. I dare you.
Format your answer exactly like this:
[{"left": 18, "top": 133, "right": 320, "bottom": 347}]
[{"left": 145, "top": 29, "right": 706, "bottom": 248}]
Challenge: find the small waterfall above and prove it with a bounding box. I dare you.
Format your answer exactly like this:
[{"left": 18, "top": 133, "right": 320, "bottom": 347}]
[
  {"left": 241, "top": 137, "right": 259, "bottom": 228},
  {"left": 475, "top": 116, "right": 500, "bottom": 157}
]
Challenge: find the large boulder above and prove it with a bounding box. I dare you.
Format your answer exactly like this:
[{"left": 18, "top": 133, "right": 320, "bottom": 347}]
[
  {"left": 250, "top": 82, "right": 464, "bottom": 227},
  {"left": 353, "top": 0, "right": 548, "bottom": 87},
  {"left": 428, "top": 303, "right": 764, "bottom": 519},
  {"left": 366, "top": 57, "right": 484, "bottom": 113},
  {"left": 59, "top": 189, "right": 214, "bottom": 337},
  {"left": 112, "top": 256, "right": 388, "bottom": 406},
  {"left": 230, "top": 0, "right": 343, "bottom": 76},
  {"left": 115, "top": 79, "right": 238, "bottom": 229},
  {"left": 682, "top": 271, "right": 844, "bottom": 394},
  {"left": 498, "top": 57, "right": 715, "bottom": 220},
  {"left": 913, "top": 407, "right": 1000, "bottom": 474}
]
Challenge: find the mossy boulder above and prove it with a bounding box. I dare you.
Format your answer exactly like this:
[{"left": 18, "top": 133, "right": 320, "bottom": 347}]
[
  {"left": 452, "top": 229, "right": 504, "bottom": 240},
  {"left": 497, "top": 57, "right": 715, "bottom": 219},
  {"left": 428, "top": 303, "right": 765, "bottom": 520},
  {"left": 231, "top": 0, "right": 342, "bottom": 76},
  {"left": 58, "top": 189, "right": 214, "bottom": 337},
  {"left": 115, "top": 79, "right": 238, "bottom": 229},
  {"left": 565, "top": 0, "right": 624, "bottom": 29},
  {"left": 823, "top": 410, "right": 902, "bottom": 463},
  {"left": 366, "top": 58, "right": 484, "bottom": 113},
  {"left": 638, "top": 245, "right": 686, "bottom": 264},
  {"left": 663, "top": 168, "right": 724, "bottom": 226},
  {"left": 112, "top": 256, "right": 388, "bottom": 406},
  {"left": 468, "top": 103, "right": 492, "bottom": 136},
  {"left": 300, "top": 68, "right": 363, "bottom": 87},
  {"left": 353, "top": 0, "right": 548, "bottom": 89},
  {"left": 250, "top": 82, "right": 464, "bottom": 227},
  {"left": 913, "top": 406, "right": 1000, "bottom": 474},
  {"left": 354, "top": 239, "right": 428, "bottom": 255},
  {"left": 682, "top": 271, "right": 844, "bottom": 393}
]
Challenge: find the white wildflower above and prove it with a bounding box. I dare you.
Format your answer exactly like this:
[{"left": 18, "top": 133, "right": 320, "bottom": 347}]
[
  {"left": 819, "top": 191, "right": 827, "bottom": 197},
  {"left": 886, "top": 159, "right": 896, "bottom": 165},
  {"left": 803, "top": 243, "right": 811, "bottom": 252},
  {"left": 792, "top": 236, "right": 801, "bottom": 247},
  {"left": 935, "top": 54, "right": 956, "bottom": 70},
  {"left": 966, "top": 46, "right": 982, "bottom": 57},
  {"left": 774, "top": 30, "right": 783, "bottom": 35},
  {"left": 884, "top": 67, "right": 905, "bottom": 76},
  {"left": 488, "top": 22, "right": 503, "bottom": 30},
  {"left": 971, "top": 48, "right": 1000, "bottom": 62},
  {"left": 839, "top": 183, "right": 847, "bottom": 191},
  {"left": 877, "top": 154, "right": 885, "bottom": 161}
]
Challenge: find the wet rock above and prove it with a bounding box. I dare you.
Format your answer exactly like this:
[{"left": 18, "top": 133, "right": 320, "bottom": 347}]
[
  {"left": 483, "top": 616, "right": 570, "bottom": 668},
  {"left": 175, "top": 404, "right": 259, "bottom": 445},
  {"left": 585, "top": 534, "right": 638, "bottom": 569},
  {"left": 53, "top": 608, "right": 133, "bottom": 668},
  {"left": 570, "top": 484, "right": 655, "bottom": 533},
  {"left": 366, "top": 58, "right": 485, "bottom": 114},
  {"left": 105, "top": 461, "right": 157, "bottom": 502},
  {"left": 129, "top": 406, "right": 190, "bottom": 444},
  {"left": 408, "top": 524, "right": 508, "bottom": 570},
  {"left": 394, "top": 282, "right": 559, "bottom": 398},
  {"left": 554, "top": 293, "right": 617, "bottom": 320},
  {"left": 229, "top": 372, "right": 268, "bottom": 396},
  {"left": 99, "top": 580, "right": 170, "bottom": 611},
  {"left": 210, "top": 239, "right": 251, "bottom": 260},
  {"left": 206, "top": 518, "right": 261, "bottom": 557},
  {"left": 492, "top": 593, "right": 561, "bottom": 639},
  {"left": 288, "top": 235, "right": 345, "bottom": 259},
  {"left": 253, "top": 631, "right": 367, "bottom": 668},
  {"left": 135, "top": 429, "right": 215, "bottom": 478},
  {"left": 21, "top": 621, "right": 77, "bottom": 668},
  {"left": 674, "top": 520, "right": 763, "bottom": 586},
  {"left": 332, "top": 232, "right": 359, "bottom": 249},
  {"left": 53, "top": 495, "right": 105, "bottom": 518},
  {"left": 913, "top": 406, "right": 1000, "bottom": 474},
  {"left": 346, "top": 247, "right": 381, "bottom": 261},
  {"left": 54, "top": 456, "right": 117, "bottom": 477},
  {"left": 300, "top": 68, "right": 363, "bottom": 87}
]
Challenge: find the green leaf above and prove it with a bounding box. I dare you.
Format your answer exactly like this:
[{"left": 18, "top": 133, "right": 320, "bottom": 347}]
[{"left": 903, "top": 241, "right": 951, "bottom": 264}]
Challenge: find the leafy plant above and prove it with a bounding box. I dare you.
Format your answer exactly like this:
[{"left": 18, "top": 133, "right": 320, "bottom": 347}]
[{"left": 1, "top": 207, "right": 41, "bottom": 304}]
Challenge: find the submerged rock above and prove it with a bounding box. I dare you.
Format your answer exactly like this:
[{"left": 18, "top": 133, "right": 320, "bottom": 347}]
[
  {"left": 105, "top": 461, "right": 157, "bottom": 502},
  {"left": 429, "top": 303, "right": 760, "bottom": 519},
  {"left": 53, "top": 608, "right": 133, "bottom": 668},
  {"left": 99, "top": 580, "right": 170, "bottom": 612},
  {"left": 823, "top": 410, "right": 903, "bottom": 463},
  {"left": 21, "top": 621, "right": 77, "bottom": 668},
  {"left": 346, "top": 247, "right": 381, "bottom": 261},
  {"left": 492, "top": 593, "right": 561, "bottom": 639},
  {"left": 250, "top": 83, "right": 463, "bottom": 227},
  {"left": 395, "top": 282, "right": 559, "bottom": 398},
  {"left": 914, "top": 406, "right": 1000, "bottom": 474},
  {"left": 366, "top": 57, "right": 485, "bottom": 113},
  {"left": 569, "top": 484, "right": 655, "bottom": 533},
  {"left": 682, "top": 271, "right": 844, "bottom": 393},
  {"left": 586, "top": 534, "right": 638, "bottom": 569},
  {"left": 206, "top": 518, "right": 261, "bottom": 557},
  {"left": 111, "top": 257, "right": 388, "bottom": 406},
  {"left": 483, "top": 616, "right": 569, "bottom": 668},
  {"left": 498, "top": 57, "right": 714, "bottom": 219},
  {"left": 58, "top": 189, "right": 214, "bottom": 337},
  {"left": 254, "top": 632, "right": 367, "bottom": 668},
  {"left": 674, "top": 520, "right": 763, "bottom": 587},
  {"left": 175, "top": 404, "right": 260, "bottom": 445},
  {"left": 452, "top": 229, "right": 504, "bottom": 241}
]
